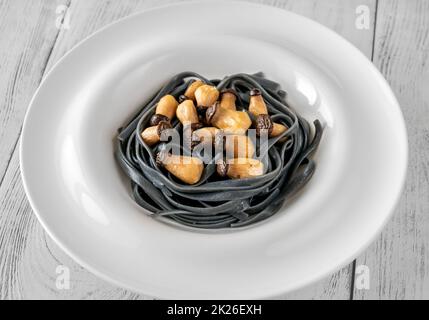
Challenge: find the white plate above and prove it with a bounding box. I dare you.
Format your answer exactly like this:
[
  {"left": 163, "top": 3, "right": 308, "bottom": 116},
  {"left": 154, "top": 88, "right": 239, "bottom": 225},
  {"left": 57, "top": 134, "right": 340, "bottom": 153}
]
[{"left": 20, "top": 1, "right": 407, "bottom": 299}]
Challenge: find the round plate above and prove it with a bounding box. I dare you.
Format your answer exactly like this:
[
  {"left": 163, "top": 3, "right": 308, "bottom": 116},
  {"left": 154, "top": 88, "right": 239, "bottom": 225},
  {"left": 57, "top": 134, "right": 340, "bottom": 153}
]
[{"left": 20, "top": 1, "right": 407, "bottom": 299}]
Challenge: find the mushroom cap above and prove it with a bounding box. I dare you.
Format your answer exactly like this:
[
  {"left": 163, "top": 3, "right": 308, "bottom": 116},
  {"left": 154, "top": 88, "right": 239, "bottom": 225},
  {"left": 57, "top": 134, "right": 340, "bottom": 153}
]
[
  {"left": 190, "top": 122, "right": 204, "bottom": 131},
  {"left": 150, "top": 114, "right": 170, "bottom": 127},
  {"left": 156, "top": 121, "right": 172, "bottom": 137},
  {"left": 250, "top": 88, "right": 262, "bottom": 96},
  {"left": 205, "top": 102, "right": 220, "bottom": 125},
  {"left": 155, "top": 149, "right": 169, "bottom": 166},
  {"left": 216, "top": 159, "right": 228, "bottom": 177},
  {"left": 220, "top": 88, "right": 239, "bottom": 98},
  {"left": 255, "top": 114, "right": 274, "bottom": 137},
  {"left": 178, "top": 95, "right": 188, "bottom": 103}
]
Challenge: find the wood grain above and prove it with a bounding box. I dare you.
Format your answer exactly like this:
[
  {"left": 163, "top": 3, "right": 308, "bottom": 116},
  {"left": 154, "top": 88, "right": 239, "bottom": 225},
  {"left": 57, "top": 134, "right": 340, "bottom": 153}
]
[
  {"left": 353, "top": 0, "right": 429, "bottom": 299},
  {"left": 0, "top": 0, "right": 69, "bottom": 185},
  {"left": 0, "top": 0, "right": 377, "bottom": 299}
]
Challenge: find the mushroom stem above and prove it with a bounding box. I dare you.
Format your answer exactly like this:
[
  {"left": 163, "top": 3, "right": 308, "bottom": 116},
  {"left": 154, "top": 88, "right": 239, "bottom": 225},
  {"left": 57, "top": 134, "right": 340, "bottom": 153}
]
[
  {"left": 150, "top": 95, "right": 178, "bottom": 126},
  {"left": 220, "top": 89, "right": 237, "bottom": 111},
  {"left": 157, "top": 151, "right": 204, "bottom": 185},
  {"left": 184, "top": 79, "right": 204, "bottom": 101},
  {"left": 249, "top": 88, "right": 268, "bottom": 117},
  {"left": 206, "top": 102, "right": 252, "bottom": 135},
  {"left": 249, "top": 88, "right": 287, "bottom": 138},
  {"left": 195, "top": 84, "right": 220, "bottom": 108},
  {"left": 141, "top": 121, "right": 172, "bottom": 146},
  {"left": 217, "top": 158, "right": 264, "bottom": 179},
  {"left": 271, "top": 122, "right": 288, "bottom": 137},
  {"left": 223, "top": 134, "right": 255, "bottom": 159},
  {"left": 176, "top": 99, "right": 200, "bottom": 126},
  {"left": 192, "top": 127, "right": 220, "bottom": 145}
]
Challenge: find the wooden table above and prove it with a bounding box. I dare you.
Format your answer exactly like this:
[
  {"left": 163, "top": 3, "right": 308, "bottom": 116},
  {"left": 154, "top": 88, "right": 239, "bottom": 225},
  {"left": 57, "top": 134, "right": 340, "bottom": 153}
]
[{"left": 0, "top": 0, "right": 427, "bottom": 300}]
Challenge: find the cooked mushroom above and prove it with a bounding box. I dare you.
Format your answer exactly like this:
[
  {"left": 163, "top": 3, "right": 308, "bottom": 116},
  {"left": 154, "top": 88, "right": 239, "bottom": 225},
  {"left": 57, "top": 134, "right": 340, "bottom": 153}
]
[
  {"left": 156, "top": 150, "right": 204, "bottom": 185},
  {"left": 206, "top": 102, "right": 252, "bottom": 135},
  {"left": 176, "top": 99, "right": 200, "bottom": 126},
  {"left": 192, "top": 127, "right": 220, "bottom": 145},
  {"left": 217, "top": 158, "right": 264, "bottom": 179},
  {"left": 176, "top": 98, "right": 205, "bottom": 149},
  {"left": 141, "top": 121, "right": 172, "bottom": 146},
  {"left": 219, "top": 88, "right": 238, "bottom": 111},
  {"left": 149, "top": 95, "right": 179, "bottom": 126},
  {"left": 195, "top": 84, "right": 219, "bottom": 108},
  {"left": 249, "top": 88, "right": 288, "bottom": 137},
  {"left": 249, "top": 88, "right": 269, "bottom": 116},
  {"left": 272, "top": 122, "right": 288, "bottom": 137},
  {"left": 184, "top": 79, "right": 205, "bottom": 101},
  {"left": 223, "top": 134, "right": 255, "bottom": 158}
]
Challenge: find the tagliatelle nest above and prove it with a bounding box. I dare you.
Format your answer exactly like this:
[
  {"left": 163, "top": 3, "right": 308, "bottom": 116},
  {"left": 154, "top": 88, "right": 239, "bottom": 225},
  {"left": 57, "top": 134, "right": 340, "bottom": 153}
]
[{"left": 116, "top": 72, "right": 323, "bottom": 229}]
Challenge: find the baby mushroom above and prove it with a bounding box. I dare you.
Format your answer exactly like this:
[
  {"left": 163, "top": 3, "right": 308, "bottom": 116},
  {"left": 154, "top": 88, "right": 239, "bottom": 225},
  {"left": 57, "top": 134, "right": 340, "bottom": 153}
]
[
  {"left": 141, "top": 121, "right": 172, "bottom": 146},
  {"left": 219, "top": 89, "right": 238, "bottom": 111},
  {"left": 249, "top": 88, "right": 288, "bottom": 137},
  {"left": 150, "top": 95, "right": 179, "bottom": 126},
  {"left": 249, "top": 88, "right": 269, "bottom": 117},
  {"left": 195, "top": 84, "right": 220, "bottom": 108},
  {"left": 156, "top": 151, "right": 204, "bottom": 185},
  {"left": 176, "top": 98, "right": 203, "bottom": 149},
  {"left": 272, "top": 122, "right": 288, "bottom": 138},
  {"left": 176, "top": 99, "right": 200, "bottom": 126},
  {"left": 217, "top": 158, "right": 264, "bottom": 179},
  {"left": 223, "top": 134, "right": 255, "bottom": 158},
  {"left": 192, "top": 127, "right": 220, "bottom": 145},
  {"left": 206, "top": 102, "right": 252, "bottom": 135},
  {"left": 184, "top": 79, "right": 205, "bottom": 101},
  {"left": 249, "top": 88, "right": 273, "bottom": 136}
]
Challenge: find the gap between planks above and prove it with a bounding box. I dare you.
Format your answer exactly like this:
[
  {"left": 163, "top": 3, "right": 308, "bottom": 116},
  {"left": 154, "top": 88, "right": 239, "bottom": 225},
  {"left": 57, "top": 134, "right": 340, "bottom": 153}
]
[{"left": 0, "top": 0, "right": 73, "bottom": 189}]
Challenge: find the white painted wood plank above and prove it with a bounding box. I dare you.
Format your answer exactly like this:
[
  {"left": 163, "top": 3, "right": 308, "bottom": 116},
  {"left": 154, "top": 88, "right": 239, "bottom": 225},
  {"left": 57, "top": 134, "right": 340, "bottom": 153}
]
[
  {"left": 0, "top": 0, "right": 69, "bottom": 183},
  {"left": 0, "top": 150, "right": 152, "bottom": 299},
  {"left": 0, "top": 0, "right": 375, "bottom": 299},
  {"left": 354, "top": 0, "right": 429, "bottom": 300},
  {"left": 264, "top": 0, "right": 377, "bottom": 300},
  {"left": 277, "top": 266, "right": 352, "bottom": 300}
]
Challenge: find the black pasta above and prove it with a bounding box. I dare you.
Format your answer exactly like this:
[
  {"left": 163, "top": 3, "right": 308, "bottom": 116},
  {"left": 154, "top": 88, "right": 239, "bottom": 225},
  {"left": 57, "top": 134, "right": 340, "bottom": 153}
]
[{"left": 115, "top": 72, "right": 323, "bottom": 229}]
